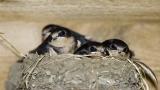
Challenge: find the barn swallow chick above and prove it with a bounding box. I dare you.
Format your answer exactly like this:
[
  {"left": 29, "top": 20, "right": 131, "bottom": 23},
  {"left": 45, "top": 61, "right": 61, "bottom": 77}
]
[
  {"left": 31, "top": 24, "right": 92, "bottom": 55},
  {"left": 30, "top": 30, "right": 76, "bottom": 55},
  {"left": 102, "top": 39, "right": 134, "bottom": 59},
  {"left": 41, "top": 24, "right": 90, "bottom": 48},
  {"left": 74, "top": 41, "right": 109, "bottom": 57}
]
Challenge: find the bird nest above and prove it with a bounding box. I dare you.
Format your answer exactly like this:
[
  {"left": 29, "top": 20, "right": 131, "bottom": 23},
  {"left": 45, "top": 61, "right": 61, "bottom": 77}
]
[{"left": 6, "top": 54, "right": 145, "bottom": 90}]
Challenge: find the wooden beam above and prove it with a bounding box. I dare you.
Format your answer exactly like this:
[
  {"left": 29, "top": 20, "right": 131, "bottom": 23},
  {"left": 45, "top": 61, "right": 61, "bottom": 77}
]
[{"left": 0, "top": 0, "right": 160, "bottom": 21}]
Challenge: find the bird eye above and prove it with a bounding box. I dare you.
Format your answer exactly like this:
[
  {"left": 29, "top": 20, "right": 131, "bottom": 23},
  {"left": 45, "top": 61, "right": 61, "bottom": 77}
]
[
  {"left": 110, "top": 44, "right": 116, "bottom": 50},
  {"left": 58, "top": 30, "right": 66, "bottom": 37},
  {"left": 89, "top": 46, "right": 97, "bottom": 52}
]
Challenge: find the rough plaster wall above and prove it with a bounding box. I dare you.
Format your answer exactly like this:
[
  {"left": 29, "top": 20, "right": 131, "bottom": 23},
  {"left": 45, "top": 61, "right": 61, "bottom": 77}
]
[{"left": 0, "top": 21, "right": 41, "bottom": 56}]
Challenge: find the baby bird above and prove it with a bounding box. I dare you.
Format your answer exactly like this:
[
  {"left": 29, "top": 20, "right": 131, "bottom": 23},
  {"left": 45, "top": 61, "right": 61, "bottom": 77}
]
[
  {"left": 102, "top": 39, "right": 134, "bottom": 59},
  {"left": 30, "top": 24, "right": 91, "bottom": 55},
  {"left": 41, "top": 24, "right": 90, "bottom": 47},
  {"left": 74, "top": 41, "right": 109, "bottom": 57}
]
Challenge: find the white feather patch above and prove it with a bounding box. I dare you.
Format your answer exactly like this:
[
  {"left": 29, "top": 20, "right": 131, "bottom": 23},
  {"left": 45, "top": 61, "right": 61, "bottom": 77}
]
[{"left": 77, "top": 40, "right": 81, "bottom": 48}]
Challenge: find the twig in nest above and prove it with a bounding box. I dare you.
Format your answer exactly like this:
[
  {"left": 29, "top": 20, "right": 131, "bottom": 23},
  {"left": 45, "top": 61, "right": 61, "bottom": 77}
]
[
  {"left": 76, "top": 54, "right": 104, "bottom": 59},
  {"left": 0, "top": 34, "right": 25, "bottom": 58},
  {"left": 22, "top": 55, "right": 45, "bottom": 89},
  {"left": 134, "top": 61, "right": 158, "bottom": 90},
  {"left": 127, "top": 59, "right": 149, "bottom": 90}
]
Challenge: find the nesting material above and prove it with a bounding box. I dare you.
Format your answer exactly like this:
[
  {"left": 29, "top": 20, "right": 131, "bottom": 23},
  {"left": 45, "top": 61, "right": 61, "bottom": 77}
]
[{"left": 6, "top": 54, "right": 144, "bottom": 90}]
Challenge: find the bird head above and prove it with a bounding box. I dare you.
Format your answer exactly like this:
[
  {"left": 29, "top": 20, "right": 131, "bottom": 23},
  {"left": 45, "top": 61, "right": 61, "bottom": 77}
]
[
  {"left": 102, "top": 39, "right": 133, "bottom": 58},
  {"left": 74, "top": 41, "right": 108, "bottom": 57},
  {"left": 42, "top": 24, "right": 92, "bottom": 54}
]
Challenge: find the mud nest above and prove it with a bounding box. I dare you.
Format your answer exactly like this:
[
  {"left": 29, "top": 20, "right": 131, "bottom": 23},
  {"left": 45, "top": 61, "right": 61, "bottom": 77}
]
[{"left": 6, "top": 54, "right": 145, "bottom": 90}]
